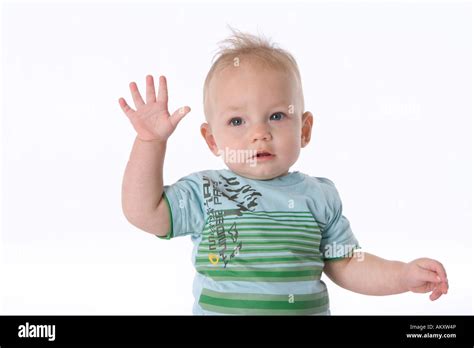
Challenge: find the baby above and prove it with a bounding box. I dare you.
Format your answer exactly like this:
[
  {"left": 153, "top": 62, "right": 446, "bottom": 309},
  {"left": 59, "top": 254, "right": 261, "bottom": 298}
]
[{"left": 120, "top": 30, "right": 448, "bottom": 315}]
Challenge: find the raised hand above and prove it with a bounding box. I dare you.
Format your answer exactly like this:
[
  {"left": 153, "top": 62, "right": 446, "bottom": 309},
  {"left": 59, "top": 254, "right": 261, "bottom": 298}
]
[{"left": 119, "top": 75, "right": 191, "bottom": 142}]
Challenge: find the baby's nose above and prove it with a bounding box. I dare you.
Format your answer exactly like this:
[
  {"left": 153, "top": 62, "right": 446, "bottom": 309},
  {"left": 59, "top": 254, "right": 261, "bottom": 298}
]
[{"left": 251, "top": 124, "right": 272, "bottom": 142}]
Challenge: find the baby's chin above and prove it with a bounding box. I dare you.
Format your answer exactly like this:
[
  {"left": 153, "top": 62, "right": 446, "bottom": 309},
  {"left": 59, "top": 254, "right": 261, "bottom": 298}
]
[{"left": 225, "top": 164, "right": 289, "bottom": 181}]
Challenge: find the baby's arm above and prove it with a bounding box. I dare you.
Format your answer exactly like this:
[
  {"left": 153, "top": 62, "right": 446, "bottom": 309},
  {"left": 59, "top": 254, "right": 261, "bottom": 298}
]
[
  {"left": 324, "top": 252, "right": 449, "bottom": 301},
  {"left": 120, "top": 75, "right": 190, "bottom": 236}
]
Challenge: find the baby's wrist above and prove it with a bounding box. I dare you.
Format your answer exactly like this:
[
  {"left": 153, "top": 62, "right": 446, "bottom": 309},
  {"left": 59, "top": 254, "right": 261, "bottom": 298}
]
[
  {"left": 136, "top": 136, "right": 167, "bottom": 145},
  {"left": 397, "top": 262, "right": 410, "bottom": 293}
]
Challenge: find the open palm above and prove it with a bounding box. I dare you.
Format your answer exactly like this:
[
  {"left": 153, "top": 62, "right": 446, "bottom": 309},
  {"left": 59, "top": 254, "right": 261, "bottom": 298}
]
[{"left": 119, "top": 75, "right": 190, "bottom": 142}]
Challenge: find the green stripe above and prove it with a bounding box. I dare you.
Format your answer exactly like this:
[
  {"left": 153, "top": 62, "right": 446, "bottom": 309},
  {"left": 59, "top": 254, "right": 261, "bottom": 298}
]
[
  {"left": 198, "top": 247, "right": 321, "bottom": 254},
  {"left": 199, "top": 275, "right": 320, "bottom": 282},
  {"left": 204, "top": 227, "right": 320, "bottom": 234},
  {"left": 204, "top": 225, "right": 320, "bottom": 231},
  {"left": 196, "top": 255, "right": 321, "bottom": 263},
  {"left": 196, "top": 254, "right": 322, "bottom": 262},
  {"left": 198, "top": 268, "right": 322, "bottom": 278},
  {"left": 201, "top": 288, "right": 327, "bottom": 301},
  {"left": 156, "top": 192, "right": 173, "bottom": 240},
  {"left": 213, "top": 215, "right": 317, "bottom": 225},
  {"left": 243, "top": 210, "right": 311, "bottom": 215},
  {"left": 199, "top": 295, "right": 326, "bottom": 310},
  {"left": 234, "top": 214, "right": 314, "bottom": 219},
  {"left": 201, "top": 237, "right": 319, "bottom": 243},
  {"left": 201, "top": 235, "right": 321, "bottom": 244},
  {"left": 199, "top": 292, "right": 328, "bottom": 311},
  {"left": 197, "top": 249, "right": 318, "bottom": 259},
  {"left": 206, "top": 210, "right": 313, "bottom": 217},
  {"left": 203, "top": 230, "right": 322, "bottom": 242},
  {"left": 204, "top": 228, "right": 320, "bottom": 237},
  {"left": 199, "top": 295, "right": 327, "bottom": 310},
  {"left": 199, "top": 240, "right": 318, "bottom": 248},
  {"left": 220, "top": 218, "right": 318, "bottom": 223},
  {"left": 204, "top": 221, "right": 320, "bottom": 230},
  {"left": 203, "top": 231, "right": 321, "bottom": 242},
  {"left": 196, "top": 265, "right": 322, "bottom": 273},
  {"left": 242, "top": 211, "right": 314, "bottom": 214},
  {"left": 196, "top": 263, "right": 323, "bottom": 274},
  {"left": 209, "top": 232, "right": 321, "bottom": 241}
]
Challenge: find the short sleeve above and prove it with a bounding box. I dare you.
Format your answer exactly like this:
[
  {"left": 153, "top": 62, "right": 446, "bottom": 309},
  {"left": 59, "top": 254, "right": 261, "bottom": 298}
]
[
  {"left": 156, "top": 172, "right": 206, "bottom": 240},
  {"left": 316, "top": 178, "right": 361, "bottom": 261}
]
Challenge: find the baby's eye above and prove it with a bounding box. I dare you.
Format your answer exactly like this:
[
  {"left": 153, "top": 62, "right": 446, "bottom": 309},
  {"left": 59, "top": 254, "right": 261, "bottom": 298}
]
[
  {"left": 229, "top": 117, "right": 243, "bottom": 126},
  {"left": 270, "top": 112, "right": 285, "bottom": 121}
]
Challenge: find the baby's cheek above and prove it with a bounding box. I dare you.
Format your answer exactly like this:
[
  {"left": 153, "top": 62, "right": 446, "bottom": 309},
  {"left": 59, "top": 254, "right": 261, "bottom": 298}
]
[
  {"left": 284, "top": 140, "right": 302, "bottom": 163},
  {"left": 217, "top": 135, "right": 241, "bottom": 151},
  {"left": 283, "top": 134, "right": 301, "bottom": 151}
]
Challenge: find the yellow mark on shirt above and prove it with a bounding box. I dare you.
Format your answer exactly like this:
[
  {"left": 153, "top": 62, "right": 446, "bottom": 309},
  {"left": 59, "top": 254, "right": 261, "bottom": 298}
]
[{"left": 208, "top": 253, "right": 219, "bottom": 265}]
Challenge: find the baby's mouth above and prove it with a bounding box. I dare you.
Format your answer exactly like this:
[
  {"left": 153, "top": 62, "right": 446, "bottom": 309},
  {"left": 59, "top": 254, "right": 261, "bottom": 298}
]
[
  {"left": 250, "top": 151, "right": 275, "bottom": 160},
  {"left": 256, "top": 152, "right": 273, "bottom": 158}
]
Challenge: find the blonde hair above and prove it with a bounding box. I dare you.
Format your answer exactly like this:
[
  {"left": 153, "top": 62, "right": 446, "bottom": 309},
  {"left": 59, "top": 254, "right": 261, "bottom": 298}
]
[{"left": 203, "top": 28, "right": 304, "bottom": 119}]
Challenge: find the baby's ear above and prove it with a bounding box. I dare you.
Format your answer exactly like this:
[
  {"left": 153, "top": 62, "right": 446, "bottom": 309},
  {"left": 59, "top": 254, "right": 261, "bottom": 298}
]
[
  {"left": 301, "top": 111, "right": 314, "bottom": 148},
  {"left": 200, "top": 123, "right": 220, "bottom": 156}
]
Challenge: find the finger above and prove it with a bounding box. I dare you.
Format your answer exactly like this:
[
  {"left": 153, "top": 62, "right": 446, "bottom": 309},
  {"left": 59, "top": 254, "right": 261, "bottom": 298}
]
[
  {"left": 411, "top": 283, "right": 431, "bottom": 294},
  {"left": 441, "top": 279, "right": 449, "bottom": 294},
  {"left": 417, "top": 268, "right": 442, "bottom": 284},
  {"left": 430, "top": 288, "right": 443, "bottom": 301},
  {"left": 431, "top": 261, "right": 448, "bottom": 283},
  {"left": 146, "top": 75, "right": 156, "bottom": 103},
  {"left": 119, "top": 98, "right": 135, "bottom": 117},
  {"left": 129, "top": 81, "right": 145, "bottom": 108},
  {"left": 418, "top": 258, "right": 448, "bottom": 282},
  {"left": 157, "top": 76, "right": 169, "bottom": 108},
  {"left": 169, "top": 106, "right": 191, "bottom": 128}
]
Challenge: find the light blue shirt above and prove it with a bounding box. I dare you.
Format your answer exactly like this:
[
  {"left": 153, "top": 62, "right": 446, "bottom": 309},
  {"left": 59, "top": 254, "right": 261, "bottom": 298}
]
[{"left": 158, "top": 169, "right": 360, "bottom": 315}]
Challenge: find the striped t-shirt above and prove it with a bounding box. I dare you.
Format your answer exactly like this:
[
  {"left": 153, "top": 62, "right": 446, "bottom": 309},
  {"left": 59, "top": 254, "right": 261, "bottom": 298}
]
[{"left": 158, "top": 169, "right": 359, "bottom": 315}]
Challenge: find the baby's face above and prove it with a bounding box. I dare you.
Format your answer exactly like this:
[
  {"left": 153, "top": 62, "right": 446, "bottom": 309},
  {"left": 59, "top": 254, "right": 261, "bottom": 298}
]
[{"left": 201, "top": 61, "right": 313, "bottom": 180}]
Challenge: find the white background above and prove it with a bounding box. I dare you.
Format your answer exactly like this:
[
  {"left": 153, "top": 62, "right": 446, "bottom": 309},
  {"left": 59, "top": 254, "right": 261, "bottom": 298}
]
[{"left": 1, "top": 0, "right": 472, "bottom": 315}]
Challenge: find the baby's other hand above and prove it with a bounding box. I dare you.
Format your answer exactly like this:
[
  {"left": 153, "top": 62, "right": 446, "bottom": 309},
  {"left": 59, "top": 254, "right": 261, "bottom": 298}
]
[
  {"left": 119, "top": 75, "right": 191, "bottom": 142},
  {"left": 400, "top": 258, "right": 448, "bottom": 301}
]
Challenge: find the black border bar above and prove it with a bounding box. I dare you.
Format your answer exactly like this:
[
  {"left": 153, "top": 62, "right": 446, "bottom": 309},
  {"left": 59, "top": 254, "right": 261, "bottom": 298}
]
[{"left": 0, "top": 315, "right": 472, "bottom": 346}]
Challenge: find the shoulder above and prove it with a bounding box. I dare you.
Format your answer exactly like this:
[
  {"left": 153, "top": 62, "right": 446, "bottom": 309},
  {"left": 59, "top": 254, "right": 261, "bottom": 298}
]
[
  {"left": 306, "top": 176, "right": 336, "bottom": 188},
  {"left": 314, "top": 177, "right": 339, "bottom": 198},
  {"left": 302, "top": 175, "right": 338, "bottom": 195},
  {"left": 300, "top": 174, "right": 343, "bottom": 209}
]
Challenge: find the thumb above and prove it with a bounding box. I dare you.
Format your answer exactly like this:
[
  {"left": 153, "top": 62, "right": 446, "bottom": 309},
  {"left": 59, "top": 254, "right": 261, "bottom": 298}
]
[{"left": 169, "top": 106, "right": 191, "bottom": 128}]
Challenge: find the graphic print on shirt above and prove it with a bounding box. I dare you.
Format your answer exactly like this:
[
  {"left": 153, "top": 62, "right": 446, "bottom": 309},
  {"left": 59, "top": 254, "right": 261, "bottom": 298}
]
[
  {"left": 196, "top": 173, "right": 330, "bottom": 315},
  {"left": 198, "top": 174, "right": 324, "bottom": 278},
  {"left": 202, "top": 174, "right": 262, "bottom": 268}
]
